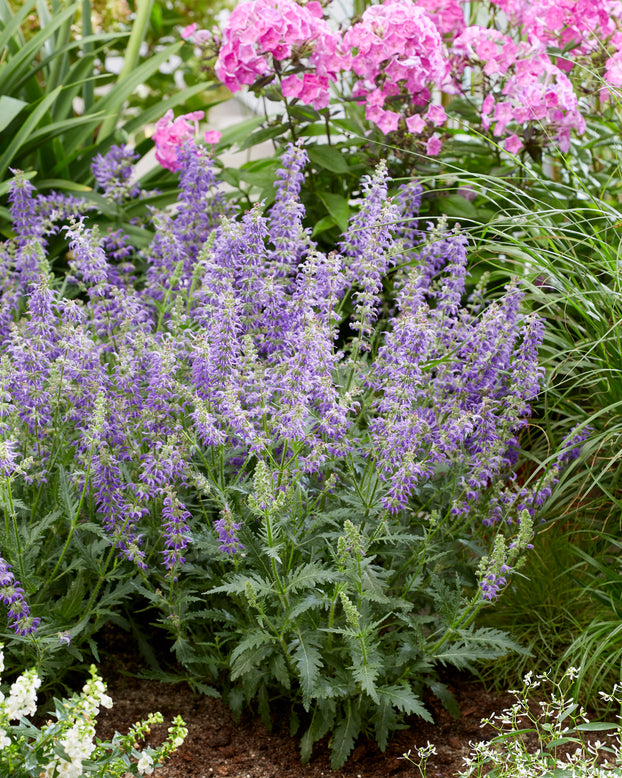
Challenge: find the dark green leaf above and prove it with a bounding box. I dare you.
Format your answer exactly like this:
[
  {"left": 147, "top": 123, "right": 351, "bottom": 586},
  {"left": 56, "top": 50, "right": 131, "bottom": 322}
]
[
  {"left": 307, "top": 145, "right": 349, "bottom": 174},
  {"left": 317, "top": 191, "right": 349, "bottom": 232},
  {"left": 330, "top": 700, "right": 361, "bottom": 769},
  {"left": 291, "top": 634, "right": 323, "bottom": 710}
]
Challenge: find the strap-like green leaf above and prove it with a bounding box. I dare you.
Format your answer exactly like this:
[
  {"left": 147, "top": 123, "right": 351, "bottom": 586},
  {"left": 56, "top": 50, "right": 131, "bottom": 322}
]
[
  {"left": 0, "top": 85, "right": 61, "bottom": 178},
  {"left": 0, "top": 95, "right": 26, "bottom": 132},
  {"left": 330, "top": 700, "right": 361, "bottom": 769},
  {"left": 352, "top": 661, "right": 380, "bottom": 703},
  {"left": 0, "top": 0, "right": 36, "bottom": 56},
  {"left": 0, "top": 4, "right": 77, "bottom": 95},
  {"left": 65, "top": 41, "right": 183, "bottom": 157}
]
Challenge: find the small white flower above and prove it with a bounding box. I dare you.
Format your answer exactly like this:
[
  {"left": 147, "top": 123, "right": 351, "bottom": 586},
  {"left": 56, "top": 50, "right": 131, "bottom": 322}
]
[
  {"left": 137, "top": 751, "right": 155, "bottom": 774},
  {"left": 0, "top": 727, "right": 10, "bottom": 749},
  {"left": 5, "top": 668, "right": 40, "bottom": 720}
]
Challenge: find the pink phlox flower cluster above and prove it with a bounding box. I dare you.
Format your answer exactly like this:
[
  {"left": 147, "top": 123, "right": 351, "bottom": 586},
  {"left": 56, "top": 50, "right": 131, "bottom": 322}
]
[
  {"left": 602, "top": 48, "right": 622, "bottom": 99},
  {"left": 153, "top": 110, "right": 204, "bottom": 172},
  {"left": 343, "top": 0, "right": 447, "bottom": 133},
  {"left": 521, "top": 0, "right": 621, "bottom": 61},
  {"left": 453, "top": 26, "right": 522, "bottom": 77},
  {"left": 214, "top": 0, "right": 343, "bottom": 109},
  {"left": 456, "top": 27, "right": 585, "bottom": 152},
  {"left": 492, "top": 0, "right": 622, "bottom": 73},
  {"left": 501, "top": 59, "right": 585, "bottom": 151},
  {"left": 181, "top": 22, "right": 213, "bottom": 45},
  {"left": 415, "top": 0, "right": 466, "bottom": 38}
]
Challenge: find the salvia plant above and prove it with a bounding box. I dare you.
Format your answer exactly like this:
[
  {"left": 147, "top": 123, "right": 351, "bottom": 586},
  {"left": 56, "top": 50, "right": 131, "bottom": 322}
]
[
  {"left": 0, "top": 139, "right": 587, "bottom": 767},
  {"left": 0, "top": 644, "right": 187, "bottom": 777}
]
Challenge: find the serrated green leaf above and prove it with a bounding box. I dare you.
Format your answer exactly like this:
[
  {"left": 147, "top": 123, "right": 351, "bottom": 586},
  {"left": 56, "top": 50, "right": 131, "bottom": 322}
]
[
  {"left": 269, "top": 653, "right": 291, "bottom": 690},
  {"left": 285, "top": 562, "right": 335, "bottom": 595},
  {"left": 230, "top": 631, "right": 275, "bottom": 680},
  {"left": 56, "top": 570, "right": 86, "bottom": 620},
  {"left": 228, "top": 687, "right": 244, "bottom": 720},
  {"left": 377, "top": 684, "right": 433, "bottom": 719},
  {"left": 300, "top": 702, "right": 336, "bottom": 764},
  {"left": 291, "top": 634, "right": 323, "bottom": 711},
  {"left": 330, "top": 700, "right": 361, "bottom": 769},
  {"left": 351, "top": 662, "right": 380, "bottom": 703},
  {"left": 373, "top": 696, "right": 400, "bottom": 752},
  {"left": 288, "top": 593, "right": 325, "bottom": 621},
  {"left": 428, "top": 679, "right": 460, "bottom": 719}
]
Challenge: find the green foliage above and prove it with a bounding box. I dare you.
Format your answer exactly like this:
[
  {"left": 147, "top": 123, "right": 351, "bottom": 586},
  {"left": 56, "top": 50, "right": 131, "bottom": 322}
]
[
  {"left": 142, "top": 452, "right": 523, "bottom": 768},
  {"left": 477, "top": 524, "right": 607, "bottom": 694},
  {"left": 0, "top": 0, "right": 209, "bottom": 235},
  {"left": 558, "top": 532, "right": 622, "bottom": 714},
  {"left": 403, "top": 668, "right": 622, "bottom": 778}
]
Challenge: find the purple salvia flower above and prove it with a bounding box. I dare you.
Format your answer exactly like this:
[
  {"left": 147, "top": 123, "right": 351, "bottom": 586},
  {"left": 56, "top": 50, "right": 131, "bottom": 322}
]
[
  {"left": 214, "top": 506, "right": 243, "bottom": 554},
  {"left": 268, "top": 141, "right": 311, "bottom": 277},
  {"left": 480, "top": 563, "right": 512, "bottom": 601},
  {"left": 161, "top": 488, "right": 192, "bottom": 571},
  {"left": 0, "top": 557, "right": 40, "bottom": 636},
  {"left": 174, "top": 141, "right": 231, "bottom": 254},
  {"left": 147, "top": 141, "right": 231, "bottom": 301},
  {"left": 13, "top": 240, "right": 48, "bottom": 290},
  {"left": 89, "top": 441, "right": 149, "bottom": 568},
  {"left": 6, "top": 280, "right": 58, "bottom": 439},
  {"left": 558, "top": 423, "right": 591, "bottom": 463},
  {"left": 91, "top": 144, "right": 140, "bottom": 204},
  {"left": 8, "top": 171, "right": 44, "bottom": 245},
  {"left": 146, "top": 210, "right": 191, "bottom": 302},
  {"left": 0, "top": 244, "right": 20, "bottom": 346},
  {"left": 0, "top": 438, "right": 18, "bottom": 478},
  {"left": 137, "top": 435, "right": 188, "bottom": 502},
  {"left": 432, "top": 229, "right": 469, "bottom": 319},
  {"left": 338, "top": 161, "right": 401, "bottom": 345},
  {"left": 393, "top": 180, "right": 423, "bottom": 257},
  {"left": 9, "top": 171, "right": 91, "bottom": 253},
  {"left": 64, "top": 219, "right": 109, "bottom": 286}
]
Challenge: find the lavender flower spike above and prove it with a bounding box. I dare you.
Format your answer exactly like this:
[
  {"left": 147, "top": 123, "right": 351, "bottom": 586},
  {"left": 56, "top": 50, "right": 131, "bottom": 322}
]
[
  {"left": 0, "top": 557, "right": 40, "bottom": 636},
  {"left": 214, "top": 507, "right": 243, "bottom": 555}
]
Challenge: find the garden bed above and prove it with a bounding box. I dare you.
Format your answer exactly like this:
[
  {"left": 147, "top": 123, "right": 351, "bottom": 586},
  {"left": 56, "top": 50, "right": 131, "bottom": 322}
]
[{"left": 96, "top": 644, "right": 509, "bottom": 777}]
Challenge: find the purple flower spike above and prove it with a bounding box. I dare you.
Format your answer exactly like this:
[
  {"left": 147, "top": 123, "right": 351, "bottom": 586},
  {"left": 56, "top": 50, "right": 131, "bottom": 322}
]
[
  {"left": 162, "top": 490, "right": 193, "bottom": 570},
  {"left": 214, "top": 508, "right": 243, "bottom": 555},
  {"left": 0, "top": 557, "right": 40, "bottom": 636},
  {"left": 91, "top": 145, "right": 140, "bottom": 204}
]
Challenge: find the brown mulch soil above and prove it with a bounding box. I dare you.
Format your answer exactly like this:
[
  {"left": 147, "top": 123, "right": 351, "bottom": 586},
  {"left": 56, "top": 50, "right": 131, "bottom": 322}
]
[
  {"left": 96, "top": 670, "right": 508, "bottom": 778},
  {"left": 93, "top": 624, "right": 618, "bottom": 778},
  {"left": 94, "top": 624, "right": 516, "bottom": 778}
]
